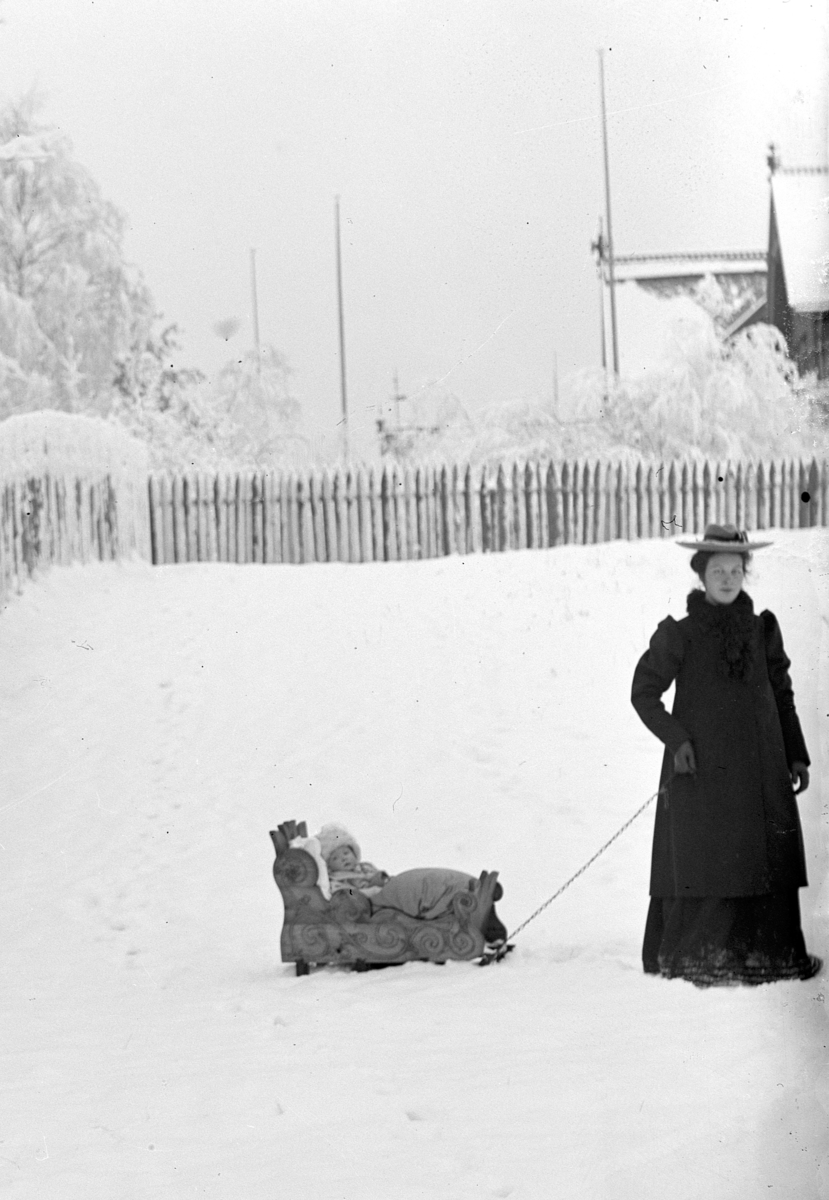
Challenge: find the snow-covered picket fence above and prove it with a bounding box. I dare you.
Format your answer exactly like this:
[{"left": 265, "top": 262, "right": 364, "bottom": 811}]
[
  {"left": 0, "top": 412, "right": 151, "bottom": 599},
  {"left": 148, "top": 456, "right": 829, "bottom": 565}
]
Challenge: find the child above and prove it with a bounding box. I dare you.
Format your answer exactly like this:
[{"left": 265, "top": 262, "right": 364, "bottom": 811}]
[
  {"left": 315, "top": 821, "right": 507, "bottom": 945},
  {"left": 316, "top": 823, "right": 390, "bottom": 897}
]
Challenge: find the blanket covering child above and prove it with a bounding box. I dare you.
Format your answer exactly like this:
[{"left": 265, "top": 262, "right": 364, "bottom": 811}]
[{"left": 314, "top": 822, "right": 507, "bottom": 943}]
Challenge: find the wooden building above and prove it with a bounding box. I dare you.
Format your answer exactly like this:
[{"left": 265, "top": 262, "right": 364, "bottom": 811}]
[{"left": 765, "top": 164, "right": 829, "bottom": 379}]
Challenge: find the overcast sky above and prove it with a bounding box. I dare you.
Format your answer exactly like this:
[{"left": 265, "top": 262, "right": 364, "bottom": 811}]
[{"left": 3, "top": 0, "right": 827, "bottom": 453}]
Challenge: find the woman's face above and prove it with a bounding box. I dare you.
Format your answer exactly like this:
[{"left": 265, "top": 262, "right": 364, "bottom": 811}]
[{"left": 703, "top": 552, "right": 745, "bottom": 605}]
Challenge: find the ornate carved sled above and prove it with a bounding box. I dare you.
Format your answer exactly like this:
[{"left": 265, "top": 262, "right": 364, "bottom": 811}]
[{"left": 270, "top": 820, "right": 501, "bottom": 975}]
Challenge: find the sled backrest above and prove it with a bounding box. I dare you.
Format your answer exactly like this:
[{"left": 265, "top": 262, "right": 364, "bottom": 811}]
[{"left": 269, "top": 819, "right": 309, "bottom": 855}]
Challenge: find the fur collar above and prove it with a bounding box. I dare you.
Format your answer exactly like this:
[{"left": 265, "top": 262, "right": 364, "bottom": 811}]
[{"left": 686, "top": 589, "right": 757, "bottom": 681}]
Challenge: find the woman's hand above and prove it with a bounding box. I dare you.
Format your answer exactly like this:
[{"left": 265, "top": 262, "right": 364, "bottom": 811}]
[
  {"left": 790, "top": 762, "right": 810, "bottom": 794},
  {"left": 673, "top": 740, "right": 696, "bottom": 775}
]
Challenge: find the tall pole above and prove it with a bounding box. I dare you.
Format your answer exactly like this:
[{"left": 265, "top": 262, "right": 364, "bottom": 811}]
[
  {"left": 249, "top": 248, "right": 261, "bottom": 374},
  {"left": 591, "top": 218, "right": 608, "bottom": 393},
  {"left": 334, "top": 196, "right": 349, "bottom": 461},
  {"left": 552, "top": 351, "right": 559, "bottom": 418},
  {"left": 598, "top": 50, "right": 619, "bottom": 377}
]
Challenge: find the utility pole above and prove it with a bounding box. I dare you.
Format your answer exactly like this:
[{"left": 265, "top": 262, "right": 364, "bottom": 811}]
[
  {"left": 393, "top": 370, "right": 404, "bottom": 427},
  {"left": 334, "top": 196, "right": 349, "bottom": 461},
  {"left": 552, "top": 352, "right": 559, "bottom": 418},
  {"left": 598, "top": 50, "right": 619, "bottom": 377},
  {"left": 591, "top": 217, "right": 609, "bottom": 395},
  {"left": 249, "top": 248, "right": 261, "bottom": 374}
]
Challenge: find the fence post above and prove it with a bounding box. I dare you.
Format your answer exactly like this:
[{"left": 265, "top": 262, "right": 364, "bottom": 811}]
[
  {"left": 743, "top": 462, "right": 755, "bottom": 531},
  {"left": 198, "top": 472, "right": 211, "bottom": 562},
  {"left": 184, "top": 472, "right": 198, "bottom": 561},
  {"left": 534, "top": 460, "right": 548, "bottom": 547},
  {"left": 509, "top": 461, "right": 523, "bottom": 549},
  {"left": 676, "top": 460, "right": 687, "bottom": 536},
  {"left": 304, "top": 471, "right": 318, "bottom": 562},
  {"left": 433, "top": 464, "right": 445, "bottom": 556},
  {"left": 820, "top": 460, "right": 829, "bottom": 528},
  {"left": 170, "top": 475, "right": 185, "bottom": 563},
  {"left": 544, "top": 461, "right": 559, "bottom": 546},
  {"left": 251, "top": 472, "right": 264, "bottom": 562},
  {"left": 450, "top": 462, "right": 463, "bottom": 555},
  {"left": 560, "top": 461, "right": 571, "bottom": 544},
  {"left": 426, "top": 465, "right": 439, "bottom": 558},
  {"left": 148, "top": 474, "right": 161, "bottom": 564},
  {"left": 778, "top": 460, "right": 790, "bottom": 530},
  {"left": 352, "top": 467, "right": 367, "bottom": 562},
  {"left": 364, "top": 467, "right": 379, "bottom": 560},
  {"left": 489, "top": 463, "right": 501, "bottom": 552},
  {"left": 460, "top": 464, "right": 474, "bottom": 554},
  {"left": 806, "top": 459, "right": 819, "bottom": 527},
  {"left": 724, "top": 461, "right": 736, "bottom": 526},
  {"left": 789, "top": 458, "right": 800, "bottom": 529},
  {"left": 617, "top": 460, "right": 629, "bottom": 540},
  {"left": 318, "top": 470, "right": 332, "bottom": 562},
  {"left": 390, "top": 465, "right": 405, "bottom": 560},
  {"left": 578, "top": 460, "right": 590, "bottom": 544},
  {"left": 341, "top": 468, "right": 355, "bottom": 562},
  {"left": 770, "top": 460, "right": 781, "bottom": 528},
  {"left": 735, "top": 462, "right": 745, "bottom": 529},
  {"left": 266, "top": 471, "right": 279, "bottom": 564},
  {"left": 194, "top": 471, "right": 207, "bottom": 561},
  {"left": 402, "top": 466, "right": 416, "bottom": 559},
  {"left": 797, "top": 460, "right": 810, "bottom": 528},
  {"left": 380, "top": 467, "right": 393, "bottom": 561},
  {"left": 438, "top": 463, "right": 449, "bottom": 555},
  {"left": 566, "top": 460, "right": 578, "bottom": 544},
  {"left": 762, "top": 460, "right": 772, "bottom": 528},
  {"left": 234, "top": 473, "right": 245, "bottom": 563}
]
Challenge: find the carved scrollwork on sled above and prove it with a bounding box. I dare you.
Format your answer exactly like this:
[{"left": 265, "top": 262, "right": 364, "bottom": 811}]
[{"left": 269, "top": 822, "right": 500, "bottom": 971}]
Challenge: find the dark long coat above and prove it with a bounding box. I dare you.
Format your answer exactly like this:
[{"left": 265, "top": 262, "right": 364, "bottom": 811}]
[{"left": 631, "top": 591, "right": 809, "bottom": 899}]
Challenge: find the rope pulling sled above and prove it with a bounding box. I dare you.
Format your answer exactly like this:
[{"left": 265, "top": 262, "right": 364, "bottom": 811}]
[{"left": 478, "top": 781, "right": 670, "bottom": 966}]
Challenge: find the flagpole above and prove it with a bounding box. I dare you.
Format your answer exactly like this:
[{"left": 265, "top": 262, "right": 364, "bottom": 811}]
[
  {"left": 249, "top": 247, "right": 261, "bottom": 375},
  {"left": 334, "top": 196, "right": 349, "bottom": 461},
  {"left": 598, "top": 50, "right": 619, "bottom": 377}
]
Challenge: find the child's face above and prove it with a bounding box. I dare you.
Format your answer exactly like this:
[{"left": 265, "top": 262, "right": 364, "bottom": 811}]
[{"left": 328, "top": 844, "right": 358, "bottom": 871}]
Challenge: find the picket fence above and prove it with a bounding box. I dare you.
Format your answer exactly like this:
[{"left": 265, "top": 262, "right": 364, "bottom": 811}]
[
  {"left": 148, "top": 457, "right": 828, "bottom": 566},
  {"left": 0, "top": 474, "right": 151, "bottom": 601}
]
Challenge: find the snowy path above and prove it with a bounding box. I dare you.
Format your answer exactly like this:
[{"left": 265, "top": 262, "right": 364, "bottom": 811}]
[{"left": 1, "top": 532, "right": 827, "bottom": 1198}]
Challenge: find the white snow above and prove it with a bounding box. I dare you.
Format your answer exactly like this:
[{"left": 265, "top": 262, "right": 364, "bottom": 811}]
[{"left": 1, "top": 531, "right": 827, "bottom": 1199}]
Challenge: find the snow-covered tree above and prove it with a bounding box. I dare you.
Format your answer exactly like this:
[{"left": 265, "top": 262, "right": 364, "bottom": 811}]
[
  {"left": 111, "top": 339, "right": 312, "bottom": 472},
  {"left": 211, "top": 345, "right": 305, "bottom": 467},
  {"left": 379, "top": 316, "right": 827, "bottom": 467},
  {"left": 0, "top": 94, "right": 149, "bottom": 417}
]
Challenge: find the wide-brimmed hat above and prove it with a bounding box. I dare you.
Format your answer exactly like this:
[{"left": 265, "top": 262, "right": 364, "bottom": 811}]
[{"left": 676, "top": 523, "right": 772, "bottom": 552}]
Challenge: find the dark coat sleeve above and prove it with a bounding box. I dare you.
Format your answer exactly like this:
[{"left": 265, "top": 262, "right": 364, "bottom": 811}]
[
  {"left": 631, "top": 617, "right": 691, "bottom": 753},
  {"left": 761, "top": 609, "right": 810, "bottom": 767}
]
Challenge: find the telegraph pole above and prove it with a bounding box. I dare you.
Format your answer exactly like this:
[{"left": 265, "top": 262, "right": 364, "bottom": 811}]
[
  {"left": 249, "top": 248, "right": 261, "bottom": 374},
  {"left": 334, "top": 196, "right": 349, "bottom": 461},
  {"left": 598, "top": 50, "right": 619, "bottom": 377}
]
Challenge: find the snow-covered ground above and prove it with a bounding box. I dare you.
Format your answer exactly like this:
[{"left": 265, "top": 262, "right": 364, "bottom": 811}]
[{"left": 1, "top": 531, "right": 827, "bottom": 1199}]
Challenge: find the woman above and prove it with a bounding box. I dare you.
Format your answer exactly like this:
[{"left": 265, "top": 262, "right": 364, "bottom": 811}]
[{"left": 631, "top": 523, "right": 820, "bottom": 986}]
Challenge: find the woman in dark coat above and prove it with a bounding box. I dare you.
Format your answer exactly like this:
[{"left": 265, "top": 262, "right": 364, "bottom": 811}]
[{"left": 631, "top": 523, "right": 820, "bottom": 986}]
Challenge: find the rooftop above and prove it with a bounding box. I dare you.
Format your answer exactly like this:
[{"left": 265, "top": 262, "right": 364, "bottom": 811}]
[
  {"left": 613, "top": 251, "right": 766, "bottom": 284},
  {"left": 771, "top": 168, "right": 829, "bottom": 311}
]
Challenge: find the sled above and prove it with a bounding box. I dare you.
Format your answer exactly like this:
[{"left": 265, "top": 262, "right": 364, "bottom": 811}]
[{"left": 270, "top": 820, "right": 501, "bottom": 976}]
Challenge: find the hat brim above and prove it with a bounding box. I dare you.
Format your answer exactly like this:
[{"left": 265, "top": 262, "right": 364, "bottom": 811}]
[{"left": 675, "top": 539, "right": 773, "bottom": 552}]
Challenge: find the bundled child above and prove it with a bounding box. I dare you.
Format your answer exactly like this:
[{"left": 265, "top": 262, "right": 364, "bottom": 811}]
[
  {"left": 316, "top": 823, "right": 390, "bottom": 898},
  {"left": 314, "top": 821, "right": 507, "bottom": 945}
]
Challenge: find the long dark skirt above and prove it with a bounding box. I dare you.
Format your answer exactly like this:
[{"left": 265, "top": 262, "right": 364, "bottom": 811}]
[{"left": 643, "top": 891, "right": 820, "bottom": 986}]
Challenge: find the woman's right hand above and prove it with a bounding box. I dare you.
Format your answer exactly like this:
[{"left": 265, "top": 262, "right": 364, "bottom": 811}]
[{"left": 673, "top": 740, "right": 696, "bottom": 775}]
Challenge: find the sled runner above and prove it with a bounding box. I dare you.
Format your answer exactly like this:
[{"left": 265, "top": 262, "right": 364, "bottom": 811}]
[{"left": 270, "top": 820, "right": 501, "bottom": 975}]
